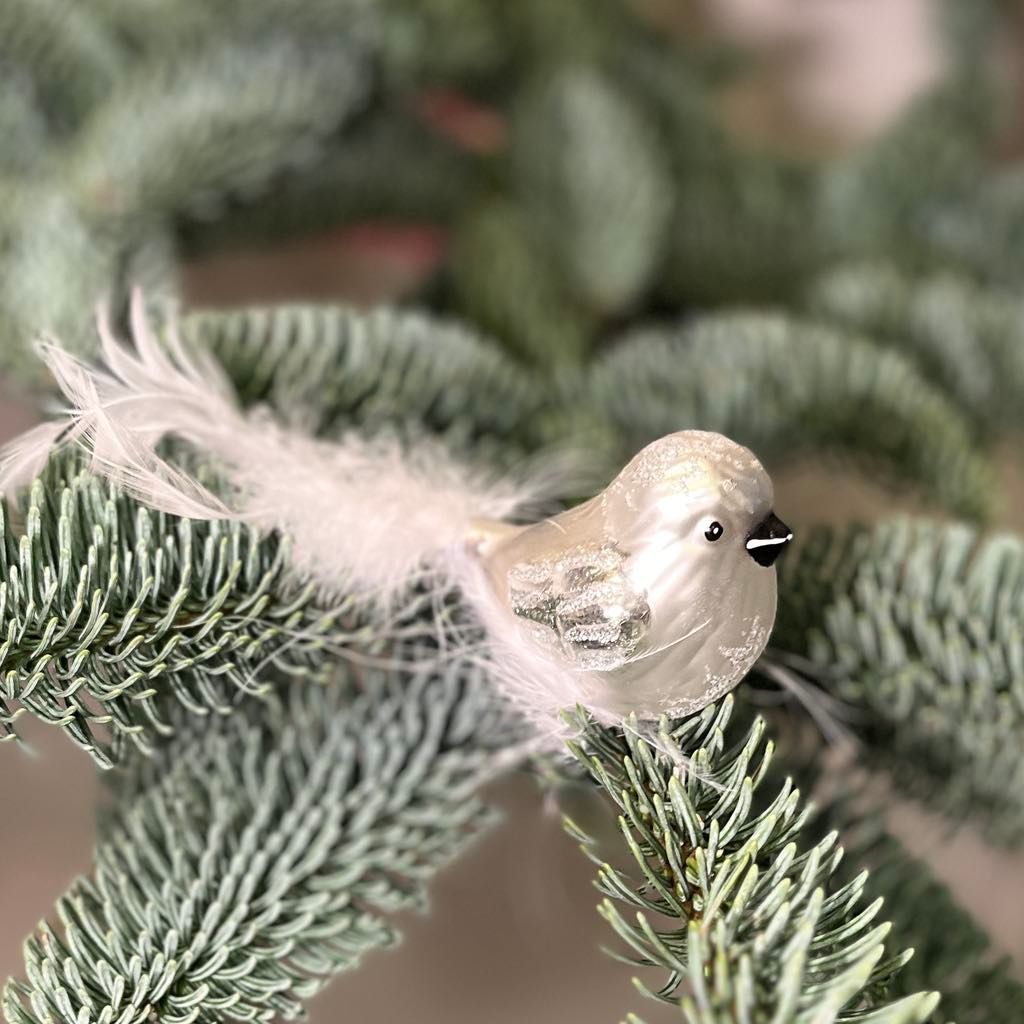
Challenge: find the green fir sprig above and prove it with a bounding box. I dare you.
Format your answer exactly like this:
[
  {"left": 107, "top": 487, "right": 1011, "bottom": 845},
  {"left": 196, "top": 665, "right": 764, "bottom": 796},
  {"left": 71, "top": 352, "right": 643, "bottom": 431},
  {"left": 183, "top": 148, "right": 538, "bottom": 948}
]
[
  {"left": 565, "top": 698, "right": 940, "bottom": 1024},
  {"left": 0, "top": 456, "right": 346, "bottom": 767},
  {"left": 3, "top": 659, "right": 511, "bottom": 1024}
]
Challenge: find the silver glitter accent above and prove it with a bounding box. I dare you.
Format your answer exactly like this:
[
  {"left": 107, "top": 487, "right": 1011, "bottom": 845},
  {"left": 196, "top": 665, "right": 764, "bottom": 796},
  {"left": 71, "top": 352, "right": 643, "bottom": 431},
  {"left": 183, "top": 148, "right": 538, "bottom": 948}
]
[
  {"left": 685, "top": 616, "right": 770, "bottom": 714},
  {"left": 604, "top": 431, "right": 763, "bottom": 516},
  {"left": 718, "top": 615, "right": 767, "bottom": 672},
  {"left": 507, "top": 542, "right": 651, "bottom": 672},
  {"left": 476, "top": 429, "right": 780, "bottom": 725}
]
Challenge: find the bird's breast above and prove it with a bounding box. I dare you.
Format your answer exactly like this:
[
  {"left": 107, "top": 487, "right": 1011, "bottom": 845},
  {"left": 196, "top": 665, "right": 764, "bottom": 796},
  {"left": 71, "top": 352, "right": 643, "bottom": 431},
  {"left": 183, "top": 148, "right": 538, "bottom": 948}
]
[{"left": 600, "top": 568, "right": 776, "bottom": 718}]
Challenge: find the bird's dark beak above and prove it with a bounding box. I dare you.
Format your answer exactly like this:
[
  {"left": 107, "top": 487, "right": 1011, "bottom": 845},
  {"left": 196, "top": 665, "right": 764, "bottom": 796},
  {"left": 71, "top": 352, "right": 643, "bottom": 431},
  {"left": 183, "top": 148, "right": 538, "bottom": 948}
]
[{"left": 746, "top": 512, "right": 793, "bottom": 567}]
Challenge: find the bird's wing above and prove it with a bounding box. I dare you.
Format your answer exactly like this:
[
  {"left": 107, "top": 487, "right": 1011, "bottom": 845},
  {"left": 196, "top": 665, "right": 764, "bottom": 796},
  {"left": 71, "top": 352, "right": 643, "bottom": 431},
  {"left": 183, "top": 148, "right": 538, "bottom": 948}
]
[{"left": 506, "top": 542, "right": 651, "bottom": 671}]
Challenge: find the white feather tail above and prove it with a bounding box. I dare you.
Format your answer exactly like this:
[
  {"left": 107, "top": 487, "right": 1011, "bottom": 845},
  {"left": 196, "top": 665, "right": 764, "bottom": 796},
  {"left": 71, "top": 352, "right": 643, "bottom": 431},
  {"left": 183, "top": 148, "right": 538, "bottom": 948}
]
[{"left": 0, "top": 293, "right": 545, "bottom": 606}]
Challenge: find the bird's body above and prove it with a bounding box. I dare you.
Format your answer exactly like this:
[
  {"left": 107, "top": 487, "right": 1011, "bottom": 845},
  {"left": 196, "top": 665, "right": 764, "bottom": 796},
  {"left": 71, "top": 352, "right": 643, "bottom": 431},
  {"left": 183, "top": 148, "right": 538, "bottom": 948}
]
[{"left": 474, "top": 431, "right": 789, "bottom": 721}]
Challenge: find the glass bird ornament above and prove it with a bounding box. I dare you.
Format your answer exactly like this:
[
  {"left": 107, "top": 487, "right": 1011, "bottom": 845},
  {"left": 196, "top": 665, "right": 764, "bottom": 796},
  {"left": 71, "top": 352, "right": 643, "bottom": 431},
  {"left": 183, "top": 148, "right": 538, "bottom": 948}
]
[
  {"left": 470, "top": 431, "right": 791, "bottom": 726},
  {"left": 0, "top": 295, "right": 792, "bottom": 739}
]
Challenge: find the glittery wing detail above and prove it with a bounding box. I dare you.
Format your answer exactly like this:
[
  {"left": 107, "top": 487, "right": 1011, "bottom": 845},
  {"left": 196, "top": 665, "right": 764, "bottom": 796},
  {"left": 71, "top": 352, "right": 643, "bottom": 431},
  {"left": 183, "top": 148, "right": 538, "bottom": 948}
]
[{"left": 506, "top": 543, "right": 651, "bottom": 671}]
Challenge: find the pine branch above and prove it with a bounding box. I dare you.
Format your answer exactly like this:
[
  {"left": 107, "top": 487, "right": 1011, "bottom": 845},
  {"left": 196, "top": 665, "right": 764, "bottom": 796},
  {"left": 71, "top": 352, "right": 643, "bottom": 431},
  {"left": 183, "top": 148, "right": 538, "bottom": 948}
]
[
  {"left": 83, "top": 0, "right": 379, "bottom": 61},
  {"left": 182, "top": 304, "right": 545, "bottom": 457},
  {"left": 0, "top": 37, "right": 372, "bottom": 376},
  {"left": 595, "top": 3, "right": 997, "bottom": 308},
  {"left": 181, "top": 110, "right": 473, "bottom": 253},
  {"left": 774, "top": 518, "right": 1024, "bottom": 842},
  {"left": 0, "top": 0, "right": 121, "bottom": 136},
  {"left": 0, "top": 457, "right": 345, "bottom": 768},
  {"left": 806, "top": 264, "right": 1024, "bottom": 434},
  {"left": 65, "top": 40, "right": 371, "bottom": 227},
  {"left": 662, "top": 135, "right": 827, "bottom": 306},
  {"left": 509, "top": 65, "right": 672, "bottom": 314},
  {"left": 832, "top": 809, "right": 1024, "bottom": 1024},
  {"left": 587, "top": 40, "right": 837, "bottom": 308},
  {"left": 564, "top": 698, "right": 940, "bottom": 1023},
  {"left": 2, "top": 658, "right": 514, "bottom": 1024},
  {"left": 813, "top": 82, "right": 994, "bottom": 265},
  {"left": 0, "top": 184, "right": 130, "bottom": 379},
  {"left": 0, "top": 301, "right": 552, "bottom": 767},
  {"left": 914, "top": 165, "right": 1024, "bottom": 287},
  {"left": 590, "top": 313, "right": 995, "bottom": 521},
  {"left": 450, "top": 199, "right": 594, "bottom": 368}
]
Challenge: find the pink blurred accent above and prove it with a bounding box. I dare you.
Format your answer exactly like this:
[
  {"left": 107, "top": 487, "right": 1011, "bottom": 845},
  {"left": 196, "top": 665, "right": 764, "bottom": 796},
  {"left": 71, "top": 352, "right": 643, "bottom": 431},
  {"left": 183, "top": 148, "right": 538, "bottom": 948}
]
[
  {"left": 417, "top": 88, "right": 508, "bottom": 154},
  {"left": 333, "top": 222, "right": 448, "bottom": 274},
  {"left": 183, "top": 222, "right": 448, "bottom": 307}
]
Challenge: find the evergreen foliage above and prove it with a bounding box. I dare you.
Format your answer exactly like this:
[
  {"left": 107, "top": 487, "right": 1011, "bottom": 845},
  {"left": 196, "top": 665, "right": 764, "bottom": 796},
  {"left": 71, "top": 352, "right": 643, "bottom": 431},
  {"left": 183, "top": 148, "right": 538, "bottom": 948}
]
[
  {"left": 0, "top": 456, "right": 345, "bottom": 768},
  {"left": 568, "top": 701, "right": 1024, "bottom": 1023},
  {"left": 510, "top": 66, "right": 672, "bottom": 314},
  {"left": 3, "top": 660, "right": 510, "bottom": 1024},
  {"left": 829, "top": 809, "right": 1024, "bottom": 1024},
  {"left": 805, "top": 265, "right": 1024, "bottom": 434},
  {"left": 590, "top": 315, "right": 996, "bottom": 521},
  {"left": 775, "top": 520, "right": 1024, "bottom": 842},
  {"left": 565, "top": 698, "right": 940, "bottom": 1024},
  {"left": 1, "top": 1, "right": 1023, "bottom": 1021},
  {"left": 182, "top": 305, "right": 542, "bottom": 452}
]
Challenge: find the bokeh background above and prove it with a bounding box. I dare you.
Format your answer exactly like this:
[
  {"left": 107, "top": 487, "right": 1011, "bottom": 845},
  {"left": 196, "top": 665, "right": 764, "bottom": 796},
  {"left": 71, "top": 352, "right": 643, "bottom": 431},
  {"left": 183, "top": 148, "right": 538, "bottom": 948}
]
[{"left": 2, "top": 0, "right": 1024, "bottom": 1020}]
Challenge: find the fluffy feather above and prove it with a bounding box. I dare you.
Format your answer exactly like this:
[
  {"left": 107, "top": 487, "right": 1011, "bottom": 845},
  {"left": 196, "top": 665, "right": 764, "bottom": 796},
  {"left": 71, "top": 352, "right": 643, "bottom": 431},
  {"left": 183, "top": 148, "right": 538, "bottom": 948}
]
[
  {"left": 0, "top": 292, "right": 554, "bottom": 610},
  {"left": 458, "top": 559, "right": 595, "bottom": 737},
  {"left": 0, "top": 421, "right": 68, "bottom": 492}
]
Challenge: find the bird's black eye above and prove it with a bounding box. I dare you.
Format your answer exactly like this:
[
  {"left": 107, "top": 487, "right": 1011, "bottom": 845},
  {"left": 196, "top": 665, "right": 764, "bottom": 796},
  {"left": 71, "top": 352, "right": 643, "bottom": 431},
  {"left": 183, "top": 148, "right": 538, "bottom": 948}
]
[{"left": 704, "top": 521, "right": 724, "bottom": 542}]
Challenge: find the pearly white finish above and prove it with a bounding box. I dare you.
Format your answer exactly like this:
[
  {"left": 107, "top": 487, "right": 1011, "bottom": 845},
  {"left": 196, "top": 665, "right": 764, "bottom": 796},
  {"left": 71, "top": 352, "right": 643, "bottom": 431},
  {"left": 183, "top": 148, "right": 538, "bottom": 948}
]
[{"left": 476, "top": 431, "right": 781, "bottom": 724}]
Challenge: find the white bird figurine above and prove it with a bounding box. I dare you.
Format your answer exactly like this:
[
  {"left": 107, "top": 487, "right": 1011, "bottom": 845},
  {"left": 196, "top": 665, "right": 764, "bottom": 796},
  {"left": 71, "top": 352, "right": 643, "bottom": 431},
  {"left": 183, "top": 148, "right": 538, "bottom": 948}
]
[
  {"left": 0, "top": 297, "right": 792, "bottom": 739},
  {"left": 469, "top": 431, "right": 791, "bottom": 729}
]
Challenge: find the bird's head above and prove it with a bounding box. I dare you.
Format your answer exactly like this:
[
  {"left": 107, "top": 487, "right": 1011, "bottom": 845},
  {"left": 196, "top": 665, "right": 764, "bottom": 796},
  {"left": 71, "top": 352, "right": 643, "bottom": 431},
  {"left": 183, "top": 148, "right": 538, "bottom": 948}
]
[{"left": 601, "top": 430, "right": 792, "bottom": 573}]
